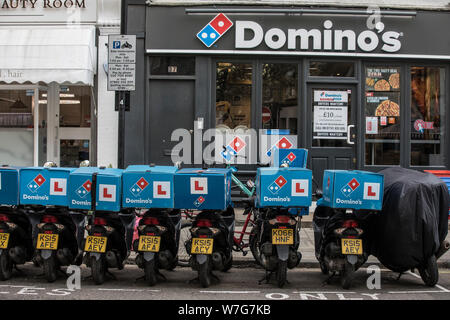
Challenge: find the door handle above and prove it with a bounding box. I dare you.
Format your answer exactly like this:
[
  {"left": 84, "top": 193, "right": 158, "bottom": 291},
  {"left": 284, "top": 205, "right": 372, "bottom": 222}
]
[{"left": 347, "top": 125, "right": 355, "bottom": 145}]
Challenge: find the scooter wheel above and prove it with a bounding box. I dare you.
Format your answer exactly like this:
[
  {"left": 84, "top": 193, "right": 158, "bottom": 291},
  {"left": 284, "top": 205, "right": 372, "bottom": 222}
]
[
  {"left": 222, "top": 255, "right": 233, "bottom": 272},
  {"left": 341, "top": 261, "right": 355, "bottom": 290},
  {"left": 419, "top": 255, "right": 439, "bottom": 287},
  {"left": 198, "top": 259, "right": 211, "bottom": 288},
  {"left": 144, "top": 259, "right": 157, "bottom": 286},
  {"left": 43, "top": 256, "right": 57, "bottom": 283},
  {"left": 249, "top": 226, "right": 263, "bottom": 267},
  {"left": 319, "top": 261, "right": 329, "bottom": 275},
  {"left": 276, "top": 260, "right": 288, "bottom": 288},
  {"left": 0, "top": 251, "right": 13, "bottom": 281},
  {"left": 91, "top": 256, "right": 106, "bottom": 285}
]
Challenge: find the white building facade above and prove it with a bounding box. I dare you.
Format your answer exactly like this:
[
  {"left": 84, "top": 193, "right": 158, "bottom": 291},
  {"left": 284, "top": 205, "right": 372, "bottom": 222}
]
[{"left": 0, "top": 0, "right": 120, "bottom": 168}]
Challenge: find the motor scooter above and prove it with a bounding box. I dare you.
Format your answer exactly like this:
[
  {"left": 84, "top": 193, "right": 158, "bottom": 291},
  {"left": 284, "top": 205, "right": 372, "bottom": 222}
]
[
  {"left": 257, "top": 207, "right": 302, "bottom": 288},
  {"left": 0, "top": 206, "right": 34, "bottom": 280},
  {"left": 82, "top": 171, "right": 135, "bottom": 284},
  {"left": 186, "top": 208, "right": 235, "bottom": 288},
  {"left": 133, "top": 208, "right": 181, "bottom": 285}
]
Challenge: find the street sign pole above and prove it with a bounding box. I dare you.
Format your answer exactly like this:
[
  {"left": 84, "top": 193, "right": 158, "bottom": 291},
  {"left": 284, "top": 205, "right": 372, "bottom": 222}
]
[{"left": 116, "top": 0, "right": 129, "bottom": 169}]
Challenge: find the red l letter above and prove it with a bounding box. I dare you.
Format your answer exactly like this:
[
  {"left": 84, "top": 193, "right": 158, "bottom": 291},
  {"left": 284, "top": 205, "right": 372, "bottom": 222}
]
[
  {"left": 54, "top": 182, "right": 63, "bottom": 192},
  {"left": 368, "top": 186, "right": 376, "bottom": 197},
  {"left": 296, "top": 183, "right": 304, "bottom": 193},
  {"left": 194, "top": 180, "right": 204, "bottom": 191},
  {"left": 103, "top": 188, "right": 112, "bottom": 199},
  {"left": 157, "top": 185, "right": 166, "bottom": 195}
]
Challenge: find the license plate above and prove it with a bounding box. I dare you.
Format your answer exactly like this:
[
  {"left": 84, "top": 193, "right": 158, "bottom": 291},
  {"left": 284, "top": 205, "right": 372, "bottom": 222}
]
[
  {"left": 36, "top": 233, "right": 59, "bottom": 250},
  {"left": 138, "top": 236, "right": 161, "bottom": 252},
  {"left": 272, "top": 229, "right": 294, "bottom": 245},
  {"left": 0, "top": 233, "right": 9, "bottom": 249},
  {"left": 191, "top": 238, "right": 213, "bottom": 255},
  {"left": 341, "top": 238, "right": 363, "bottom": 255},
  {"left": 84, "top": 236, "right": 107, "bottom": 253}
]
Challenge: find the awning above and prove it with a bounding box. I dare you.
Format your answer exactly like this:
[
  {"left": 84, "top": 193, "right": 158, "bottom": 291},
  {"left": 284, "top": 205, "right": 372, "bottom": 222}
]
[{"left": 0, "top": 27, "right": 96, "bottom": 86}]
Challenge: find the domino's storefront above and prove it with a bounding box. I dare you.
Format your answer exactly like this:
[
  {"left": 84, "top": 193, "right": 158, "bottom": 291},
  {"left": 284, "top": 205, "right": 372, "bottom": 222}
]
[{"left": 123, "top": 3, "right": 450, "bottom": 185}]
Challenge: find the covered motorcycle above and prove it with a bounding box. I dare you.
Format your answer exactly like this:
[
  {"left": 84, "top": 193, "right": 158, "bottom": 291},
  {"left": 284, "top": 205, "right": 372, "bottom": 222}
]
[{"left": 368, "top": 167, "right": 449, "bottom": 286}]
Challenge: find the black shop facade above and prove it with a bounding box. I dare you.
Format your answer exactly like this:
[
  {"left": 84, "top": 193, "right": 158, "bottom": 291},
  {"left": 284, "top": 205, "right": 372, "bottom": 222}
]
[{"left": 122, "top": 4, "right": 450, "bottom": 184}]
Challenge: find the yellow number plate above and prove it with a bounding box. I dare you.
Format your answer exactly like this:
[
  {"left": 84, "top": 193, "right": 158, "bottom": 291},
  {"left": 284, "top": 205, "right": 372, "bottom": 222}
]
[
  {"left": 272, "top": 229, "right": 294, "bottom": 245},
  {"left": 341, "top": 238, "right": 363, "bottom": 255},
  {"left": 138, "top": 236, "right": 161, "bottom": 252},
  {"left": 36, "top": 233, "right": 59, "bottom": 250},
  {"left": 0, "top": 233, "right": 10, "bottom": 249},
  {"left": 84, "top": 236, "right": 107, "bottom": 253},
  {"left": 191, "top": 238, "right": 214, "bottom": 255}
]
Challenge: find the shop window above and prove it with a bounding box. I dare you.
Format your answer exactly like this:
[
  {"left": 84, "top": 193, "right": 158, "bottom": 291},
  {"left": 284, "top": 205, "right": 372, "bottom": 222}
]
[
  {"left": 216, "top": 62, "right": 252, "bottom": 130},
  {"left": 262, "top": 64, "right": 298, "bottom": 134},
  {"left": 410, "top": 67, "right": 446, "bottom": 166},
  {"left": 0, "top": 89, "right": 34, "bottom": 166},
  {"left": 364, "top": 66, "right": 401, "bottom": 165},
  {"left": 150, "top": 56, "right": 195, "bottom": 76},
  {"left": 56, "top": 86, "right": 91, "bottom": 128},
  {"left": 60, "top": 140, "right": 89, "bottom": 167},
  {"left": 309, "top": 61, "right": 355, "bottom": 77}
]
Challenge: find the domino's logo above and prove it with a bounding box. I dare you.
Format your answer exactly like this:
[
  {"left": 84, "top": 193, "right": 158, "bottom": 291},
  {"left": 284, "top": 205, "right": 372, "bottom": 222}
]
[
  {"left": 281, "top": 152, "right": 297, "bottom": 166},
  {"left": 221, "top": 136, "right": 246, "bottom": 161},
  {"left": 76, "top": 180, "right": 92, "bottom": 199},
  {"left": 268, "top": 175, "right": 287, "bottom": 195},
  {"left": 197, "top": 13, "right": 233, "bottom": 48},
  {"left": 194, "top": 196, "right": 205, "bottom": 208},
  {"left": 27, "top": 174, "right": 46, "bottom": 193},
  {"left": 266, "top": 137, "right": 293, "bottom": 157},
  {"left": 341, "top": 178, "right": 360, "bottom": 197},
  {"left": 130, "top": 177, "right": 149, "bottom": 197}
]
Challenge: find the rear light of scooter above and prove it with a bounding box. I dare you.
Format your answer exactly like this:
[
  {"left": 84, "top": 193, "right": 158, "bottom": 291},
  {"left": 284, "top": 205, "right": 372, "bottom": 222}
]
[
  {"left": 196, "top": 219, "right": 212, "bottom": 228},
  {"left": 42, "top": 215, "right": 58, "bottom": 224},
  {"left": 0, "top": 214, "right": 9, "bottom": 222},
  {"left": 276, "top": 216, "right": 291, "bottom": 224},
  {"left": 93, "top": 217, "right": 107, "bottom": 226},
  {"left": 342, "top": 220, "right": 358, "bottom": 228},
  {"left": 143, "top": 217, "right": 159, "bottom": 225}
]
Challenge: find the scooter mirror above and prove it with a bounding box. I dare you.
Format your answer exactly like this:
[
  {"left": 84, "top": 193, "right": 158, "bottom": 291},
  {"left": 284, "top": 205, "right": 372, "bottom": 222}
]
[
  {"left": 43, "top": 161, "right": 57, "bottom": 168},
  {"left": 79, "top": 160, "right": 90, "bottom": 167}
]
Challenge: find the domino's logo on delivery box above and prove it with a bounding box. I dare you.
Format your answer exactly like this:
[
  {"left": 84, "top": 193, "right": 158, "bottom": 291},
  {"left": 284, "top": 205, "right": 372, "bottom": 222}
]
[
  {"left": 27, "top": 174, "right": 46, "bottom": 193},
  {"left": 75, "top": 180, "right": 92, "bottom": 199},
  {"left": 197, "top": 13, "right": 233, "bottom": 47},
  {"left": 268, "top": 175, "right": 287, "bottom": 195},
  {"left": 130, "top": 177, "right": 149, "bottom": 197}
]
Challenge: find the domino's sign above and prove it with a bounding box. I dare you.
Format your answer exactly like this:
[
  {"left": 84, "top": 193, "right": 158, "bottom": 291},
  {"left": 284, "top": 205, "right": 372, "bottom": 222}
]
[{"left": 197, "top": 13, "right": 233, "bottom": 47}]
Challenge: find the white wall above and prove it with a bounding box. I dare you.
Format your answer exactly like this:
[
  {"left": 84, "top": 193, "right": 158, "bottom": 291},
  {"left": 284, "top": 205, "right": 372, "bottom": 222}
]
[{"left": 96, "top": 0, "right": 121, "bottom": 168}]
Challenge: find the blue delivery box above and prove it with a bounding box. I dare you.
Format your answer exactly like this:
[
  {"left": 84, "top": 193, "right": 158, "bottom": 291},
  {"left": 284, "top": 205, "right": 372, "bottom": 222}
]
[
  {"left": 0, "top": 167, "right": 20, "bottom": 206},
  {"left": 174, "top": 168, "right": 232, "bottom": 210},
  {"left": 122, "top": 165, "right": 177, "bottom": 209},
  {"left": 270, "top": 148, "right": 308, "bottom": 168},
  {"left": 19, "top": 167, "right": 75, "bottom": 206},
  {"left": 256, "top": 167, "right": 312, "bottom": 208},
  {"left": 68, "top": 167, "right": 99, "bottom": 210},
  {"left": 94, "top": 168, "right": 123, "bottom": 212},
  {"left": 320, "top": 170, "right": 384, "bottom": 211}
]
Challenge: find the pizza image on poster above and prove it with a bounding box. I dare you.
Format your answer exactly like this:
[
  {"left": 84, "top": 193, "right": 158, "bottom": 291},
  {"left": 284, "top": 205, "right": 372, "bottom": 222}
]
[
  {"left": 365, "top": 92, "right": 400, "bottom": 117},
  {"left": 366, "top": 68, "right": 400, "bottom": 92}
]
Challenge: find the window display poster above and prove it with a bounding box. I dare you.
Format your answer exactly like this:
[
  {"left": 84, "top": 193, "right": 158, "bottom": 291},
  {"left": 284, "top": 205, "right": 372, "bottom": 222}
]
[
  {"left": 313, "top": 90, "right": 348, "bottom": 139},
  {"left": 366, "top": 117, "right": 379, "bottom": 134},
  {"left": 365, "top": 67, "right": 400, "bottom": 92},
  {"left": 365, "top": 91, "right": 400, "bottom": 117}
]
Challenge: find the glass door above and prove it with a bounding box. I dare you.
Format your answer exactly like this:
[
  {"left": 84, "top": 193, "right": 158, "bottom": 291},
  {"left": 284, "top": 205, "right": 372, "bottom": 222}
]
[{"left": 307, "top": 85, "right": 357, "bottom": 186}]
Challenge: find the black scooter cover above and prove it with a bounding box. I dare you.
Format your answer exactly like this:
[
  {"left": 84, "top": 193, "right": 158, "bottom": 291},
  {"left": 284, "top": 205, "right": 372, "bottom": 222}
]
[{"left": 368, "top": 167, "right": 449, "bottom": 272}]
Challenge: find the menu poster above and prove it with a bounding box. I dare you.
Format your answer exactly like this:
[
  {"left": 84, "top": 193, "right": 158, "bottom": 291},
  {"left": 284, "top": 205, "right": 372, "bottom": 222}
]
[
  {"left": 365, "top": 67, "right": 400, "bottom": 92},
  {"left": 313, "top": 90, "right": 348, "bottom": 140},
  {"left": 365, "top": 91, "right": 400, "bottom": 117}
]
